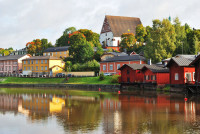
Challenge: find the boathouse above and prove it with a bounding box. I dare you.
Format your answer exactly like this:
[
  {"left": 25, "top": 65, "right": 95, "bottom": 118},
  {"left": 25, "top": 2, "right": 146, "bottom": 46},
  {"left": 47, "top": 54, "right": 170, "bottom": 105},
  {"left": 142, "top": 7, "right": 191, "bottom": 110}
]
[
  {"left": 118, "top": 64, "right": 145, "bottom": 84},
  {"left": 166, "top": 56, "right": 195, "bottom": 85},
  {"left": 141, "top": 65, "right": 170, "bottom": 85},
  {"left": 190, "top": 54, "right": 200, "bottom": 84}
]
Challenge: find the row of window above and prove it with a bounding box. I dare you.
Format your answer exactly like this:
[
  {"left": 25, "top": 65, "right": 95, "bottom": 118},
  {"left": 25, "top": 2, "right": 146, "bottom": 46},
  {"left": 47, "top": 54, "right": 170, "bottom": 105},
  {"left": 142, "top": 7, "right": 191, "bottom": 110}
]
[
  {"left": 175, "top": 72, "right": 195, "bottom": 81},
  {"left": 144, "top": 75, "right": 157, "bottom": 80},
  {"left": 0, "top": 61, "right": 17, "bottom": 65},
  {"left": 24, "top": 60, "right": 47, "bottom": 65},
  {"left": 24, "top": 66, "right": 47, "bottom": 71},
  {"left": 0, "top": 66, "right": 17, "bottom": 71},
  {"left": 103, "top": 64, "right": 121, "bottom": 71},
  {"left": 44, "top": 51, "right": 67, "bottom": 56}
]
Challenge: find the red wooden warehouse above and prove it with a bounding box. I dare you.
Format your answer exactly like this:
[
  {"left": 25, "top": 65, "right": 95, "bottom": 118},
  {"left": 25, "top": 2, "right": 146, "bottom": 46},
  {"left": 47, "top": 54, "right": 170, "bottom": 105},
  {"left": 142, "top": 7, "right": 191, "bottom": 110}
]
[
  {"left": 141, "top": 65, "right": 170, "bottom": 85},
  {"left": 166, "top": 55, "right": 195, "bottom": 85},
  {"left": 190, "top": 54, "right": 200, "bottom": 84},
  {"left": 118, "top": 64, "right": 145, "bottom": 83}
]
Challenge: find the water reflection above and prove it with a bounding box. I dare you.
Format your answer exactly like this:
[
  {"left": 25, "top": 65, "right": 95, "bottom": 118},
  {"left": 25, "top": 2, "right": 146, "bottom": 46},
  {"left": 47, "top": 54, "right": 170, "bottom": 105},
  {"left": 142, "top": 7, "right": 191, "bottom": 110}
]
[{"left": 1, "top": 90, "right": 200, "bottom": 133}]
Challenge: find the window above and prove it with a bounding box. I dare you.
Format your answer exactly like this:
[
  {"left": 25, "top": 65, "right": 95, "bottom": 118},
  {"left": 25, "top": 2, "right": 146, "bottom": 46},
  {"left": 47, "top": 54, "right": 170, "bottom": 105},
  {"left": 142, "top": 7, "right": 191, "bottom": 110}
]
[
  {"left": 60, "top": 52, "right": 61, "bottom": 54},
  {"left": 41, "top": 66, "right": 43, "bottom": 70},
  {"left": 28, "top": 60, "right": 30, "bottom": 64},
  {"left": 28, "top": 67, "right": 30, "bottom": 70},
  {"left": 45, "top": 60, "right": 47, "bottom": 64},
  {"left": 110, "top": 65, "right": 113, "bottom": 70},
  {"left": 36, "top": 60, "right": 38, "bottom": 64},
  {"left": 44, "top": 53, "right": 46, "bottom": 56},
  {"left": 151, "top": 75, "right": 153, "bottom": 80},
  {"left": 24, "top": 67, "right": 26, "bottom": 70},
  {"left": 175, "top": 73, "right": 179, "bottom": 80},
  {"left": 117, "top": 64, "right": 120, "bottom": 69},
  {"left": 103, "top": 65, "right": 106, "bottom": 70},
  {"left": 36, "top": 66, "right": 38, "bottom": 71},
  {"left": 193, "top": 72, "right": 195, "bottom": 81},
  {"left": 24, "top": 61, "right": 26, "bottom": 64},
  {"left": 56, "top": 52, "right": 57, "bottom": 55},
  {"left": 48, "top": 53, "right": 50, "bottom": 56},
  {"left": 127, "top": 69, "right": 130, "bottom": 74},
  {"left": 31, "top": 60, "right": 33, "bottom": 64},
  {"left": 127, "top": 77, "right": 130, "bottom": 83},
  {"left": 51, "top": 53, "right": 53, "bottom": 56},
  {"left": 45, "top": 66, "right": 47, "bottom": 70},
  {"left": 64, "top": 51, "right": 66, "bottom": 54},
  {"left": 41, "top": 60, "right": 43, "bottom": 64},
  {"left": 9, "top": 66, "right": 11, "bottom": 71},
  {"left": 31, "top": 66, "right": 33, "bottom": 70}
]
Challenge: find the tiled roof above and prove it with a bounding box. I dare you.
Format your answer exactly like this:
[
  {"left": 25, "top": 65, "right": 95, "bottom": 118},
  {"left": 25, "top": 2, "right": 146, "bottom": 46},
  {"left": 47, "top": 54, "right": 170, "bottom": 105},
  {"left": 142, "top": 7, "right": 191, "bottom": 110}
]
[
  {"left": 167, "top": 57, "right": 194, "bottom": 67},
  {"left": 44, "top": 46, "right": 69, "bottom": 52},
  {"left": 119, "top": 63, "right": 146, "bottom": 70},
  {"left": 22, "top": 56, "right": 61, "bottom": 60},
  {"left": 105, "top": 15, "right": 142, "bottom": 37},
  {"left": 175, "top": 54, "right": 196, "bottom": 60},
  {"left": 142, "top": 64, "right": 169, "bottom": 73},
  {"left": 101, "top": 54, "right": 145, "bottom": 63},
  {"left": 0, "top": 54, "right": 28, "bottom": 61}
]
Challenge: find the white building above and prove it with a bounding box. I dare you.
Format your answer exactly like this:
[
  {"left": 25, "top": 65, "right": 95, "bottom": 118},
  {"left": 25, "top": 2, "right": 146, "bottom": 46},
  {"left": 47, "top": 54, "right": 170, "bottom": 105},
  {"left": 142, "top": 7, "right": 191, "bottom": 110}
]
[{"left": 99, "top": 15, "right": 142, "bottom": 51}]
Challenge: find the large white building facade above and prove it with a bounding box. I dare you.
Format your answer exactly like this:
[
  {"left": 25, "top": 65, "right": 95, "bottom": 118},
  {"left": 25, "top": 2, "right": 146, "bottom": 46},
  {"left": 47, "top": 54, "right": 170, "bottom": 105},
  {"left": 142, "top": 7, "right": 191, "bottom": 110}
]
[{"left": 99, "top": 15, "right": 142, "bottom": 51}]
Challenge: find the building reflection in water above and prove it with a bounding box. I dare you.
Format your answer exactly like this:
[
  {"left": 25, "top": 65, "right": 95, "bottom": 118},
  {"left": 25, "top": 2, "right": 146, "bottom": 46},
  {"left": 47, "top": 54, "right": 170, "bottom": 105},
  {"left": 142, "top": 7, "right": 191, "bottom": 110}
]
[{"left": 1, "top": 92, "right": 200, "bottom": 133}]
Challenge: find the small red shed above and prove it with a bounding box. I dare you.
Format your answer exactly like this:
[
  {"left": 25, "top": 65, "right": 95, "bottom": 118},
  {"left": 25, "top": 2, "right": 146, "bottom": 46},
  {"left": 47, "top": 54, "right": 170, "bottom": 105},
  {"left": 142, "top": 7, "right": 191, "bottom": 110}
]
[
  {"left": 166, "top": 56, "right": 195, "bottom": 85},
  {"left": 141, "top": 65, "right": 170, "bottom": 85},
  {"left": 190, "top": 55, "right": 200, "bottom": 84},
  {"left": 118, "top": 64, "right": 145, "bottom": 83}
]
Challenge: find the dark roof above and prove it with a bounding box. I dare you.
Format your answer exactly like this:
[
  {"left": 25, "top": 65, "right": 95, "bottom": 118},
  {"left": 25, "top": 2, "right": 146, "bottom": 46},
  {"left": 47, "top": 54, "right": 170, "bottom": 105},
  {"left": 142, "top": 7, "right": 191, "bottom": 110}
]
[
  {"left": 0, "top": 54, "right": 28, "bottom": 61},
  {"left": 23, "top": 56, "right": 61, "bottom": 60},
  {"left": 105, "top": 15, "right": 142, "bottom": 37},
  {"left": 142, "top": 64, "right": 169, "bottom": 73},
  {"left": 101, "top": 54, "right": 145, "bottom": 63},
  {"left": 190, "top": 55, "right": 200, "bottom": 65},
  {"left": 118, "top": 63, "right": 146, "bottom": 70},
  {"left": 44, "top": 46, "right": 70, "bottom": 52},
  {"left": 166, "top": 57, "right": 194, "bottom": 67},
  {"left": 175, "top": 54, "right": 196, "bottom": 60}
]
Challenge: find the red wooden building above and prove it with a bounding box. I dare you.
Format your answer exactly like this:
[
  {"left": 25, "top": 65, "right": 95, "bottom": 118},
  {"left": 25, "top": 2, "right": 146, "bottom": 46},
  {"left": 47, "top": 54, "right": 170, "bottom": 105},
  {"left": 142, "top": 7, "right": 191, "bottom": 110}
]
[
  {"left": 141, "top": 65, "right": 170, "bottom": 85},
  {"left": 100, "top": 55, "right": 146, "bottom": 75},
  {"left": 190, "top": 54, "right": 200, "bottom": 84},
  {"left": 118, "top": 64, "right": 145, "bottom": 83},
  {"left": 166, "top": 56, "right": 195, "bottom": 85}
]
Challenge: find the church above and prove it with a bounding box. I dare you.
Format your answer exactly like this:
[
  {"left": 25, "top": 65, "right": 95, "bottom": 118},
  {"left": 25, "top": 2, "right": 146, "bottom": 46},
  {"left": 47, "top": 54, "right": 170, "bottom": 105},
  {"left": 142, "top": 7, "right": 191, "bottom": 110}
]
[{"left": 99, "top": 15, "right": 142, "bottom": 51}]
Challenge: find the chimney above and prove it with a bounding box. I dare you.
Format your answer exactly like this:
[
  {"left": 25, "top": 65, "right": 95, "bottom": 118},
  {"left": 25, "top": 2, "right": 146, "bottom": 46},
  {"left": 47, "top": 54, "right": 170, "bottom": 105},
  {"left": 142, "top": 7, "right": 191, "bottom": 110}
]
[{"left": 148, "top": 59, "right": 152, "bottom": 65}]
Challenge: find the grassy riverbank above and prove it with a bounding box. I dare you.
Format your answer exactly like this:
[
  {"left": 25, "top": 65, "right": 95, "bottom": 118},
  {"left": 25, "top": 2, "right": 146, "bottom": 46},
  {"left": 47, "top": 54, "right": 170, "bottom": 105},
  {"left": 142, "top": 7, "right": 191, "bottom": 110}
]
[{"left": 0, "top": 76, "right": 118, "bottom": 85}]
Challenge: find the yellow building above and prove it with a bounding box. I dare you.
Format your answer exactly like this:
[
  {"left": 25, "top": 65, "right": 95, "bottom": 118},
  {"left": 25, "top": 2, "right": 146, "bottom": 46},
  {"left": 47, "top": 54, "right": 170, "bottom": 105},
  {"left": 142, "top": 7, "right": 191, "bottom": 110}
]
[
  {"left": 22, "top": 56, "right": 65, "bottom": 77},
  {"left": 43, "top": 46, "right": 70, "bottom": 58}
]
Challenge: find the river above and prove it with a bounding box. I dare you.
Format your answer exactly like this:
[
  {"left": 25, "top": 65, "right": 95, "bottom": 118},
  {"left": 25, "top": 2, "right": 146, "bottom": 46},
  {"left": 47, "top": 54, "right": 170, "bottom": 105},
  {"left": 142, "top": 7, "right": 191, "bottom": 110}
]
[{"left": 0, "top": 88, "right": 200, "bottom": 134}]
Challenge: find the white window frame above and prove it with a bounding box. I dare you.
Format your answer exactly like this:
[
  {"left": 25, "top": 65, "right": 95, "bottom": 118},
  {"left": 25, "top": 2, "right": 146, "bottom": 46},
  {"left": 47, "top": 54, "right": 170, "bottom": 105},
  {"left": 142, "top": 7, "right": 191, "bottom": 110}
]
[
  {"left": 41, "top": 60, "right": 43, "bottom": 64},
  {"left": 45, "top": 60, "right": 47, "bottom": 64},
  {"left": 110, "top": 65, "right": 113, "bottom": 70},
  {"left": 103, "top": 65, "right": 106, "bottom": 71},
  {"left": 185, "top": 72, "right": 191, "bottom": 82},
  {"left": 117, "top": 64, "right": 120, "bottom": 69},
  {"left": 193, "top": 72, "right": 195, "bottom": 81},
  {"left": 175, "top": 73, "right": 179, "bottom": 80}
]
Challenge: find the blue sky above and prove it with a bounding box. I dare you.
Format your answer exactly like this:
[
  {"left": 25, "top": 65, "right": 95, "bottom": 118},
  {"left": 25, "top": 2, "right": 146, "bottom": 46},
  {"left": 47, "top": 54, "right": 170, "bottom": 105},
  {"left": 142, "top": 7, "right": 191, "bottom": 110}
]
[{"left": 0, "top": 0, "right": 199, "bottom": 49}]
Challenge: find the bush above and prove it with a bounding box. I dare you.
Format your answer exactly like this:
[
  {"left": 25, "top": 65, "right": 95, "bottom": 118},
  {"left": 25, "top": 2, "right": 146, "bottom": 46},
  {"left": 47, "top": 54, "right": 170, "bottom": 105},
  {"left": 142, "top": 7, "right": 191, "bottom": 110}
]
[
  {"left": 99, "top": 72, "right": 105, "bottom": 81},
  {"left": 110, "top": 75, "right": 120, "bottom": 83}
]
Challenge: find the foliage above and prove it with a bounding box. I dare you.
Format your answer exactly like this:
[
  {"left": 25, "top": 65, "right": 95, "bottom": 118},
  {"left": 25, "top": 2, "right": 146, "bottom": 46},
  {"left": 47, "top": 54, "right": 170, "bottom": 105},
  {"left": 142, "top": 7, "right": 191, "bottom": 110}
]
[
  {"left": 71, "top": 60, "right": 100, "bottom": 72},
  {"left": 65, "top": 61, "right": 72, "bottom": 72},
  {"left": 99, "top": 72, "right": 105, "bottom": 81},
  {"left": 136, "top": 24, "right": 147, "bottom": 42},
  {"left": 56, "top": 27, "right": 77, "bottom": 47},
  {"left": 120, "top": 33, "right": 136, "bottom": 52},
  {"left": 110, "top": 75, "right": 120, "bottom": 83},
  {"left": 94, "top": 44, "right": 104, "bottom": 61},
  {"left": 69, "top": 32, "right": 94, "bottom": 63},
  {"left": 144, "top": 19, "right": 176, "bottom": 63},
  {"left": 0, "top": 47, "right": 13, "bottom": 56},
  {"left": 26, "top": 39, "right": 52, "bottom": 56}
]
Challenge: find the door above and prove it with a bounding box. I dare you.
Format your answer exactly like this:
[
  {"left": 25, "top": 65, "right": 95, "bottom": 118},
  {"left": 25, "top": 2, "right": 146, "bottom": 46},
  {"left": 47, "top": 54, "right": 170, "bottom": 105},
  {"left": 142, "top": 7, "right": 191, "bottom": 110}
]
[{"left": 185, "top": 73, "right": 191, "bottom": 83}]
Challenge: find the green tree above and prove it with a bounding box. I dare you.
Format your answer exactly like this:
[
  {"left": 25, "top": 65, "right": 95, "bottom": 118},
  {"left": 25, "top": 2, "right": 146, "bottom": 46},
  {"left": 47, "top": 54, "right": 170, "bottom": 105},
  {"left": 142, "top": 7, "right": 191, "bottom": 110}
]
[
  {"left": 94, "top": 44, "right": 104, "bottom": 62},
  {"left": 120, "top": 33, "right": 136, "bottom": 52},
  {"left": 63, "top": 27, "right": 76, "bottom": 35},
  {"left": 135, "top": 24, "right": 147, "bottom": 42},
  {"left": 144, "top": 19, "right": 176, "bottom": 63}
]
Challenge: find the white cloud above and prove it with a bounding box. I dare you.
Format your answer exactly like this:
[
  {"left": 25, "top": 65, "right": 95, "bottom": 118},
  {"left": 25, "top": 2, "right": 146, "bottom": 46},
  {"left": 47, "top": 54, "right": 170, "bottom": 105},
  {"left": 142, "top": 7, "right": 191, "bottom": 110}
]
[{"left": 0, "top": 0, "right": 200, "bottom": 49}]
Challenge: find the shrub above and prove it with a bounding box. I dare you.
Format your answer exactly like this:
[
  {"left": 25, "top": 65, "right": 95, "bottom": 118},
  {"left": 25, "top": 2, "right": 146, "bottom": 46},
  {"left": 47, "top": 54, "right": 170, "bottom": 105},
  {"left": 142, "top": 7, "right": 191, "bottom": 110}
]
[
  {"left": 99, "top": 72, "right": 105, "bottom": 81},
  {"left": 110, "top": 75, "right": 120, "bottom": 83}
]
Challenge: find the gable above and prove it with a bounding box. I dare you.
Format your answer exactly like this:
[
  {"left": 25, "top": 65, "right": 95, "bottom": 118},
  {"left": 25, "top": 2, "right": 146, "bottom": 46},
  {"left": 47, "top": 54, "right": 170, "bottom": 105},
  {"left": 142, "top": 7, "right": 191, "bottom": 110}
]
[{"left": 100, "top": 17, "right": 112, "bottom": 34}]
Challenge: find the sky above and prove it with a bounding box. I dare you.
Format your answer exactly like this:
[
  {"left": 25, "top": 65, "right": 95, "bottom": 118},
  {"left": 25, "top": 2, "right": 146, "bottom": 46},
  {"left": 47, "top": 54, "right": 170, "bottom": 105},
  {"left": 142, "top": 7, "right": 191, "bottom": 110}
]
[{"left": 0, "top": 0, "right": 200, "bottom": 49}]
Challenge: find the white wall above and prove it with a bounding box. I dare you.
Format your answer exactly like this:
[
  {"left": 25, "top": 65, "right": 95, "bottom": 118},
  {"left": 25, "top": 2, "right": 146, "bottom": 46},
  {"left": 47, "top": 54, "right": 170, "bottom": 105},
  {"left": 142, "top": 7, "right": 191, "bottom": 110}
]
[{"left": 100, "top": 32, "right": 122, "bottom": 47}]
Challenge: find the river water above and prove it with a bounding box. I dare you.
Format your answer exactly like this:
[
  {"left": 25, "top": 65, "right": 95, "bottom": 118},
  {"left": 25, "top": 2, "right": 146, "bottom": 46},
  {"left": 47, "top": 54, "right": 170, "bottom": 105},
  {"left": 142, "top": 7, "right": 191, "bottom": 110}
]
[{"left": 0, "top": 88, "right": 200, "bottom": 134}]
